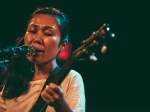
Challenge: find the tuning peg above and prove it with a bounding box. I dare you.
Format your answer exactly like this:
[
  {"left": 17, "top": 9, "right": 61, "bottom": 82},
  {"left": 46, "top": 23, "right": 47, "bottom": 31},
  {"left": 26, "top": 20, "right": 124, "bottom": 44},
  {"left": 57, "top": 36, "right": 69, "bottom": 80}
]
[
  {"left": 89, "top": 52, "right": 97, "bottom": 61},
  {"left": 101, "top": 44, "right": 107, "bottom": 53},
  {"left": 110, "top": 32, "right": 115, "bottom": 38}
]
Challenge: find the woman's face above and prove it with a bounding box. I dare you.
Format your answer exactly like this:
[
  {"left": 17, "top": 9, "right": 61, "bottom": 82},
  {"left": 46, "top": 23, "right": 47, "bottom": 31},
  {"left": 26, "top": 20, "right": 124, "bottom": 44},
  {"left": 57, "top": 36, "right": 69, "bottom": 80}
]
[{"left": 24, "top": 14, "right": 61, "bottom": 64}]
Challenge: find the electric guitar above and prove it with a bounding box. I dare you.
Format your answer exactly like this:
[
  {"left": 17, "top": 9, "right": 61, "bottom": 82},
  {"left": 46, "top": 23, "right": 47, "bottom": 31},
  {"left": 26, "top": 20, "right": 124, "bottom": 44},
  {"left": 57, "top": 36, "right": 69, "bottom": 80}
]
[{"left": 29, "top": 23, "right": 115, "bottom": 112}]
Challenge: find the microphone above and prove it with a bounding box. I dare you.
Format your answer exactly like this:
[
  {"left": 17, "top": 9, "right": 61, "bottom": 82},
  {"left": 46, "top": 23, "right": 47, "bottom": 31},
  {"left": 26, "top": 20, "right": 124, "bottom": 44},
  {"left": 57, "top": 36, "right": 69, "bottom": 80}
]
[{"left": 0, "top": 44, "right": 36, "bottom": 59}]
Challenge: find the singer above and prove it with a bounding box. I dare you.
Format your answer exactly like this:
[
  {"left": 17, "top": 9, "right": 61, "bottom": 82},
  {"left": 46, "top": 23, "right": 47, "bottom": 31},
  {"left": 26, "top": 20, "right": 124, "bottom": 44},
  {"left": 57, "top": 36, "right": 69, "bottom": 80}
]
[{"left": 0, "top": 7, "right": 85, "bottom": 112}]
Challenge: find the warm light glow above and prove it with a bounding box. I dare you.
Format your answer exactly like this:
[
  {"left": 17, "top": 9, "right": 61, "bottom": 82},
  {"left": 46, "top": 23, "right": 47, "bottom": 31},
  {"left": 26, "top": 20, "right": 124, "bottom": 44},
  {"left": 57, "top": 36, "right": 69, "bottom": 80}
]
[{"left": 57, "top": 42, "right": 72, "bottom": 60}]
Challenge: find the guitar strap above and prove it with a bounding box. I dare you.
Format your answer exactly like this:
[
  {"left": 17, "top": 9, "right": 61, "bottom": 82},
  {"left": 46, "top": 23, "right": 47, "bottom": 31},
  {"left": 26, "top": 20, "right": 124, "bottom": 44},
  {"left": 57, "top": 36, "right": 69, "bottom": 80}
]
[
  {"left": 41, "top": 66, "right": 61, "bottom": 91},
  {"left": 29, "top": 66, "right": 61, "bottom": 112}
]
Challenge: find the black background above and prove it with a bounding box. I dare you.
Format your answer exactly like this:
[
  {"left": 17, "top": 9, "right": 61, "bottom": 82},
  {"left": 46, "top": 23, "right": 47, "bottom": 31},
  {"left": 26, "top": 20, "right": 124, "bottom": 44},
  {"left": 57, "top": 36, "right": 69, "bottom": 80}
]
[{"left": 0, "top": 0, "right": 149, "bottom": 111}]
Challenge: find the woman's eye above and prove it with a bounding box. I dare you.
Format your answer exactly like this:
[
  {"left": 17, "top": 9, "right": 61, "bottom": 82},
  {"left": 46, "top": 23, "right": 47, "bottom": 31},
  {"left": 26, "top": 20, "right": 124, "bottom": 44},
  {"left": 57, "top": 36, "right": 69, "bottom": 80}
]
[
  {"left": 29, "top": 30, "right": 36, "bottom": 34},
  {"left": 44, "top": 33, "right": 53, "bottom": 36}
]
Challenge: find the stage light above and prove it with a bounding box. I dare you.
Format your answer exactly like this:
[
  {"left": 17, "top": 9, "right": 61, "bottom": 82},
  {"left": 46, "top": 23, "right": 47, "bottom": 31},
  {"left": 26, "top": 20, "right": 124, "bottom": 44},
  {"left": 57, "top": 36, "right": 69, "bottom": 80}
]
[{"left": 57, "top": 42, "right": 72, "bottom": 60}]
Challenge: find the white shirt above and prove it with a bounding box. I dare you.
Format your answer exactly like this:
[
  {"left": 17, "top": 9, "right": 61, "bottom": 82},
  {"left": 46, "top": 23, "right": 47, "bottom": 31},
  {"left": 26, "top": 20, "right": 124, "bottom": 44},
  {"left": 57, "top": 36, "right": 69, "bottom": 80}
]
[{"left": 0, "top": 70, "right": 85, "bottom": 112}]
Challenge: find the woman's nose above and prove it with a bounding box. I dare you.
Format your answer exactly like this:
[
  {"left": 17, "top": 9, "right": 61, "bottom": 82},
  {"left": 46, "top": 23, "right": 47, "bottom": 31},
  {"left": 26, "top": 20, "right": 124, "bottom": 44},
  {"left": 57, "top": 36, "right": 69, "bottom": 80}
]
[
  {"left": 33, "top": 31, "right": 43, "bottom": 44},
  {"left": 33, "top": 39, "right": 42, "bottom": 44}
]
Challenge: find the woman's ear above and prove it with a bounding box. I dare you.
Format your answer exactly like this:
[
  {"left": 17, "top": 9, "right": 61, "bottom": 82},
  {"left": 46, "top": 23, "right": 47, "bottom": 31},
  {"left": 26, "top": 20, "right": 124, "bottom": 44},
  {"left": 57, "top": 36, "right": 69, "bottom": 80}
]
[
  {"left": 59, "top": 42, "right": 67, "bottom": 51},
  {"left": 57, "top": 41, "right": 72, "bottom": 60}
]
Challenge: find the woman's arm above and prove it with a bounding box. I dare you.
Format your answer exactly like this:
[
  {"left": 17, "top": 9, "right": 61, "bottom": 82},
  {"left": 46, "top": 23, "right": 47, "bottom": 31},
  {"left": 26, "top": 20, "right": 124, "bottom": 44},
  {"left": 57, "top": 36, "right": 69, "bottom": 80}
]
[{"left": 61, "top": 70, "right": 86, "bottom": 112}]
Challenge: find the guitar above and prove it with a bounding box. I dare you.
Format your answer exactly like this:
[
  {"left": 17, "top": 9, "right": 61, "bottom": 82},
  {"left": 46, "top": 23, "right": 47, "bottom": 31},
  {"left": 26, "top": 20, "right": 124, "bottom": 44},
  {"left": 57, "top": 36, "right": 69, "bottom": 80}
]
[{"left": 29, "top": 23, "right": 115, "bottom": 112}]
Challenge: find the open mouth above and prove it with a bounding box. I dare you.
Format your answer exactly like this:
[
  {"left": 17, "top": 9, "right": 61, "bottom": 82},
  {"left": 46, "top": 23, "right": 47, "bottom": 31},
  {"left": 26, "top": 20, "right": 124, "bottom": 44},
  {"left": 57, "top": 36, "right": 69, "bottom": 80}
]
[
  {"left": 31, "top": 44, "right": 44, "bottom": 54},
  {"left": 36, "top": 49, "right": 44, "bottom": 52},
  {"left": 33, "top": 46, "right": 44, "bottom": 53}
]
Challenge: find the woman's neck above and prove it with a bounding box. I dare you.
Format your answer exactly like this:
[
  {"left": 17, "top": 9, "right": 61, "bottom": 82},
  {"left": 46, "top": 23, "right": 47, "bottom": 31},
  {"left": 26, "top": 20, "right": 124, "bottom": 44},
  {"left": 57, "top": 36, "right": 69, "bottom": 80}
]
[{"left": 32, "top": 59, "right": 58, "bottom": 81}]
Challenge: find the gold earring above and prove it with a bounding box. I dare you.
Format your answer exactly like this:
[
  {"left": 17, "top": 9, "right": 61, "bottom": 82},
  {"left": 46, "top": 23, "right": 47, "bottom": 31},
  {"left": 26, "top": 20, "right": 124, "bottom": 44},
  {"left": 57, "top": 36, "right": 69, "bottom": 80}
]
[{"left": 60, "top": 46, "right": 64, "bottom": 51}]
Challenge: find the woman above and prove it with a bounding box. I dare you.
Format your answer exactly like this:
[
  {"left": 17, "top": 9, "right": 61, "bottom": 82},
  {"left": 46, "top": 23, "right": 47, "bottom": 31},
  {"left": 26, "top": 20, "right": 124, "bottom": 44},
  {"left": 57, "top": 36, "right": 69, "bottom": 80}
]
[{"left": 0, "top": 7, "right": 85, "bottom": 112}]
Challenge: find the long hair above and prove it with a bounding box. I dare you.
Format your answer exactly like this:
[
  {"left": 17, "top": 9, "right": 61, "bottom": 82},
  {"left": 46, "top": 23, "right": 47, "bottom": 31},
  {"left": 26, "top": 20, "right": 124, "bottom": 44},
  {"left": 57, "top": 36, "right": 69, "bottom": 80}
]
[{"left": 2, "top": 7, "right": 69, "bottom": 99}]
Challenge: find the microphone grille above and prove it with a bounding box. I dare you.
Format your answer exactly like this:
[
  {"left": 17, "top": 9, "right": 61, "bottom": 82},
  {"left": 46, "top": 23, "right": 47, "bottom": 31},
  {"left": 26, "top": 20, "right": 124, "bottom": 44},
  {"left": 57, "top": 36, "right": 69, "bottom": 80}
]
[{"left": 22, "top": 44, "right": 36, "bottom": 56}]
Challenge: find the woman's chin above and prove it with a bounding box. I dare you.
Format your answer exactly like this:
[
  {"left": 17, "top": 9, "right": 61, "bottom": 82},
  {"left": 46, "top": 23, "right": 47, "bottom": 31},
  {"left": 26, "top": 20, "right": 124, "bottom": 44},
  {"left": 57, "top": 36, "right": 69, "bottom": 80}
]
[{"left": 27, "top": 56, "right": 44, "bottom": 64}]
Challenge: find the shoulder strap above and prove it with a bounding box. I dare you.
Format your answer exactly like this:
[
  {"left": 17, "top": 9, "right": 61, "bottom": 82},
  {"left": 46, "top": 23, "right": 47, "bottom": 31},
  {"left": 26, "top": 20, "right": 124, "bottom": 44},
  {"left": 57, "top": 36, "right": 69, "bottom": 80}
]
[
  {"left": 29, "top": 66, "right": 61, "bottom": 112},
  {"left": 41, "top": 66, "right": 61, "bottom": 91}
]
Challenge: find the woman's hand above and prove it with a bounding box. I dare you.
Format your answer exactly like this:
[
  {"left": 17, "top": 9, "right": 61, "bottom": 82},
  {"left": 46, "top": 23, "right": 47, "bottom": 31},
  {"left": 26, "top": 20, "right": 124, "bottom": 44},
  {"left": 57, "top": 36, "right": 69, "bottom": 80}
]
[
  {"left": 41, "top": 83, "right": 65, "bottom": 107},
  {"left": 41, "top": 83, "right": 72, "bottom": 112}
]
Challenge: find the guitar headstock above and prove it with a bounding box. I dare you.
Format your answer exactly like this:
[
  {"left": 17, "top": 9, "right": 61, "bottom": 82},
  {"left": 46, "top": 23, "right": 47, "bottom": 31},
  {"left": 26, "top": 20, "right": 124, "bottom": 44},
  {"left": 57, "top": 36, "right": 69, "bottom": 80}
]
[{"left": 72, "top": 23, "right": 115, "bottom": 61}]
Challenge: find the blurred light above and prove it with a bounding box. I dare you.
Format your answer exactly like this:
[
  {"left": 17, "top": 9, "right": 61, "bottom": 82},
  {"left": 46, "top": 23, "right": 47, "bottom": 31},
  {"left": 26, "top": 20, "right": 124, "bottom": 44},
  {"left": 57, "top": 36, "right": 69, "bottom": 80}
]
[
  {"left": 57, "top": 42, "right": 72, "bottom": 60},
  {"left": 111, "top": 33, "right": 115, "bottom": 37},
  {"left": 106, "top": 27, "right": 110, "bottom": 31}
]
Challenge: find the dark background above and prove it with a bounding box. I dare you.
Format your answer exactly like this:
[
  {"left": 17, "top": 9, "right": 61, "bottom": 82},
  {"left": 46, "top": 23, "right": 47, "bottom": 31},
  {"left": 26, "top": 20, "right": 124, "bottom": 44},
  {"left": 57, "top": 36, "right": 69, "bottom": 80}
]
[{"left": 0, "top": 0, "right": 149, "bottom": 111}]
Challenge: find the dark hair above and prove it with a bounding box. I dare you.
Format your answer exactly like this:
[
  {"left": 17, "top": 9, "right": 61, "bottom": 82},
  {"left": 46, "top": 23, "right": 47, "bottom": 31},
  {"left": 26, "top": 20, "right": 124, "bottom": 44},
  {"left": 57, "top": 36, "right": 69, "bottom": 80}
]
[{"left": 1, "top": 7, "right": 69, "bottom": 99}]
